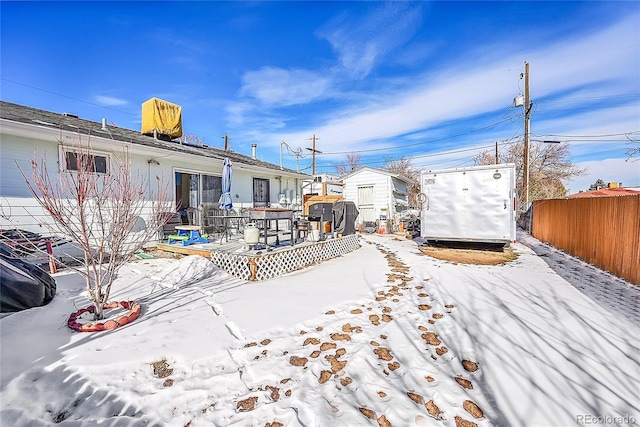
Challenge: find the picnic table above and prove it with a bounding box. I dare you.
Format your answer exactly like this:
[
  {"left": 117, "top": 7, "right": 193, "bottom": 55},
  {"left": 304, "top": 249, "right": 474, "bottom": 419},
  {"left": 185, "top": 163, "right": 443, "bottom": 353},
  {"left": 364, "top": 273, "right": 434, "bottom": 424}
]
[{"left": 167, "top": 225, "right": 208, "bottom": 246}]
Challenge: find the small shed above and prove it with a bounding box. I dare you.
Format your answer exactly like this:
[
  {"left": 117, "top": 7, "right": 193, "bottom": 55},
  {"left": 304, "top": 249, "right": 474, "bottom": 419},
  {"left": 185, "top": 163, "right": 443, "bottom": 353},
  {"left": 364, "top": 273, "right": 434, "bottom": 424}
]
[{"left": 341, "top": 167, "right": 412, "bottom": 231}]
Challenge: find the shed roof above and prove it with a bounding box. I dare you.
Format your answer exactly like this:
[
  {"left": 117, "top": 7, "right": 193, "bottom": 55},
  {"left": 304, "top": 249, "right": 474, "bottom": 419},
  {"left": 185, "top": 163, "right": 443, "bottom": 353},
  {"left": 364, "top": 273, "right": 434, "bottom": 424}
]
[
  {"left": 339, "top": 166, "right": 414, "bottom": 184},
  {"left": 0, "top": 100, "right": 306, "bottom": 177}
]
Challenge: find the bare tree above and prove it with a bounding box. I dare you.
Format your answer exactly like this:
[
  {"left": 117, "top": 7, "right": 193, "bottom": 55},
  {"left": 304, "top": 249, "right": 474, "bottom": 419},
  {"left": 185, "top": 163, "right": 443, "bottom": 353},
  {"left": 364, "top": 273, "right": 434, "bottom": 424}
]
[
  {"left": 473, "top": 150, "right": 500, "bottom": 166},
  {"left": 334, "top": 153, "right": 362, "bottom": 176},
  {"left": 19, "top": 133, "right": 175, "bottom": 320},
  {"left": 625, "top": 138, "right": 640, "bottom": 161},
  {"left": 181, "top": 133, "right": 206, "bottom": 146},
  {"left": 474, "top": 140, "right": 585, "bottom": 209}
]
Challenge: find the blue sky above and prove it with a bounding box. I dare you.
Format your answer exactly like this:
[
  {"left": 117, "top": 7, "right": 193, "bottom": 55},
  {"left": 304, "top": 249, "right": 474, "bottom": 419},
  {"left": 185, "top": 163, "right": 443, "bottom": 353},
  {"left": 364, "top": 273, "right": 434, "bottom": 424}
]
[{"left": 1, "top": 1, "right": 639, "bottom": 193}]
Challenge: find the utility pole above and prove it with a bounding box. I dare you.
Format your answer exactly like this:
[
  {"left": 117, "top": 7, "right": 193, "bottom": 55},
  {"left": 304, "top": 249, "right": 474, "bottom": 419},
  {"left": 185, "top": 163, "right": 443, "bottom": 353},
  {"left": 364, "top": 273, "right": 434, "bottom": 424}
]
[
  {"left": 306, "top": 134, "right": 322, "bottom": 175},
  {"left": 221, "top": 133, "right": 231, "bottom": 150},
  {"left": 523, "top": 61, "right": 531, "bottom": 209}
]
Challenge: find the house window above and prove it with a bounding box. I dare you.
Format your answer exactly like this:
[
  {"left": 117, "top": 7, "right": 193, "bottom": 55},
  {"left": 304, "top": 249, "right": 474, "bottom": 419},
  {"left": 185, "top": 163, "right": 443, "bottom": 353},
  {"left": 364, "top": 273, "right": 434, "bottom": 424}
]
[{"left": 62, "top": 149, "right": 109, "bottom": 174}]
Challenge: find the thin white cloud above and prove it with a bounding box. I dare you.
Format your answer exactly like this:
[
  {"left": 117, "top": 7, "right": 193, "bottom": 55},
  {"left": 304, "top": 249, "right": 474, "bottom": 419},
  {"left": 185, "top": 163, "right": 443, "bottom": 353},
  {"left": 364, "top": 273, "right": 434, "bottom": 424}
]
[
  {"left": 264, "top": 61, "right": 525, "bottom": 154},
  {"left": 146, "top": 27, "right": 205, "bottom": 53},
  {"left": 232, "top": 2, "right": 423, "bottom": 122},
  {"left": 240, "top": 67, "right": 332, "bottom": 107},
  {"left": 94, "top": 95, "right": 128, "bottom": 106},
  {"left": 319, "top": 3, "right": 423, "bottom": 79},
  {"left": 256, "top": 14, "right": 639, "bottom": 157},
  {"left": 568, "top": 157, "right": 640, "bottom": 193},
  {"left": 533, "top": 104, "right": 639, "bottom": 144},
  {"left": 223, "top": 10, "right": 638, "bottom": 181}
]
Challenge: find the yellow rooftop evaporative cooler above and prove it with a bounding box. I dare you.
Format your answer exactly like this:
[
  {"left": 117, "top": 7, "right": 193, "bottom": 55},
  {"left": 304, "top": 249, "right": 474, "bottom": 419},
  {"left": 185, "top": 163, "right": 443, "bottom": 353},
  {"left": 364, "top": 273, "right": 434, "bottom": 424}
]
[{"left": 141, "top": 98, "right": 183, "bottom": 138}]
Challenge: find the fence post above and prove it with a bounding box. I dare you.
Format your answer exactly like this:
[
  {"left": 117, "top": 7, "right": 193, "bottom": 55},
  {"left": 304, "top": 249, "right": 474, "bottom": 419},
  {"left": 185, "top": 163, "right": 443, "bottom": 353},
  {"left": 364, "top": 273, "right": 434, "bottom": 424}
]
[{"left": 45, "top": 240, "right": 57, "bottom": 274}]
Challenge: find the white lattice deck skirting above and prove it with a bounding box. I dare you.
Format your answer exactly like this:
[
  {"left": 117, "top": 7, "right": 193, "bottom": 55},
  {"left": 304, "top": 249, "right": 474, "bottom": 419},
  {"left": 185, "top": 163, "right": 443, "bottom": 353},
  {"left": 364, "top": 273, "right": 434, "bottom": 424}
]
[{"left": 210, "top": 234, "right": 361, "bottom": 281}]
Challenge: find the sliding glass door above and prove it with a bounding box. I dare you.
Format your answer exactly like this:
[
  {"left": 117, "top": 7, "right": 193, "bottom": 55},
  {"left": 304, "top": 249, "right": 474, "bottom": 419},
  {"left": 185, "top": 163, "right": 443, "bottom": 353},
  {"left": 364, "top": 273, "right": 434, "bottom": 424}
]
[{"left": 175, "top": 171, "right": 222, "bottom": 225}]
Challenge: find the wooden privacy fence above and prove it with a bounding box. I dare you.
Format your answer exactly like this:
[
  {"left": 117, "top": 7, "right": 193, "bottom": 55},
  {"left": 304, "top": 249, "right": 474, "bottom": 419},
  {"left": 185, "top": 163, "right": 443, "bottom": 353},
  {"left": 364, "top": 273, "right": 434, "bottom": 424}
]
[{"left": 532, "top": 194, "right": 640, "bottom": 285}]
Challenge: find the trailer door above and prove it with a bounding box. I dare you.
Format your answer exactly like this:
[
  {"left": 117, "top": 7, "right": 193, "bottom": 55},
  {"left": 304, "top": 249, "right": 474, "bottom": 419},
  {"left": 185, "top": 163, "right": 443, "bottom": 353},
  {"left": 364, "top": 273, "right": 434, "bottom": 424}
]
[
  {"left": 465, "top": 168, "right": 513, "bottom": 241},
  {"left": 421, "top": 171, "right": 467, "bottom": 239}
]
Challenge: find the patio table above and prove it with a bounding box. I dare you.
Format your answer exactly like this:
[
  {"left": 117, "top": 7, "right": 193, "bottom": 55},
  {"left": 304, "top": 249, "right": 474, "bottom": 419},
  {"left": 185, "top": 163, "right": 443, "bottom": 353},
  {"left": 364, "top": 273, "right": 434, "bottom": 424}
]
[{"left": 248, "top": 208, "right": 294, "bottom": 247}]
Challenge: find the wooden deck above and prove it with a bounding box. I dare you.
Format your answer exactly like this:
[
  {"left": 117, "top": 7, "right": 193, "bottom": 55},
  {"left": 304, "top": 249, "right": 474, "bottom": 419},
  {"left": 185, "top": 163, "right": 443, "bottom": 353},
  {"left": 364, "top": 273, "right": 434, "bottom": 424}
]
[{"left": 156, "top": 232, "right": 361, "bottom": 281}]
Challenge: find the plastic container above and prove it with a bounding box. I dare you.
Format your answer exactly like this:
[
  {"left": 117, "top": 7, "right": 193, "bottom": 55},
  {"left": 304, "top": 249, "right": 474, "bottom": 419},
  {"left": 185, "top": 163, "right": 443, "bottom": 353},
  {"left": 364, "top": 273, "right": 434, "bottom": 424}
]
[
  {"left": 244, "top": 223, "right": 260, "bottom": 245},
  {"left": 309, "top": 229, "right": 320, "bottom": 242}
]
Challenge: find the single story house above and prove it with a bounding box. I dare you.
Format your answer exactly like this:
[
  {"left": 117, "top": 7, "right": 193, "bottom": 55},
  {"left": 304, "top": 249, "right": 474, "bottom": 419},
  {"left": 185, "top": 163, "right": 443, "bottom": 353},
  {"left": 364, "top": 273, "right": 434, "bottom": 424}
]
[
  {"left": 568, "top": 186, "right": 640, "bottom": 198},
  {"left": 340, "top": 167, "right": 412, "bottom": 229},
  {"left": 0, "top": 100, "right": 308, "bottom": 242}
]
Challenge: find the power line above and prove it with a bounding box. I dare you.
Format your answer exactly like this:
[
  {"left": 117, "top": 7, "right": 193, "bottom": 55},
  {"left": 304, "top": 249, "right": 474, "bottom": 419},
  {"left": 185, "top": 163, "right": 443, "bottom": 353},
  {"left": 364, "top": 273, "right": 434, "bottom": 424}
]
[
  {"left": 538, "top": 93, "right": 639, "bottom": 103},
  {"left": 317, "top": 139, "right": 516, "bottom": 172},
  {"left": 1, "top": 77, "right": 220, "bottom": 143},
  {"left": 317, "top": 126, "right": 636, "bottom": 172},
  {"left": 317, "top": 114, "right": 521, "bottom": 156},
  {"left": 1, "top": 77, "right": 137, "bottom": 116},
  {"left": 532, "top": 131, "right": 639, "bottom": 139}
]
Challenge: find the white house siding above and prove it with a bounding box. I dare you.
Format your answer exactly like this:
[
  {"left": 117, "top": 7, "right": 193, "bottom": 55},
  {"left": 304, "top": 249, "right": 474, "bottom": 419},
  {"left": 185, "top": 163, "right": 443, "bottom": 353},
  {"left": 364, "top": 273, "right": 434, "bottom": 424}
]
[
  {"left": 1, "top": 132, "right": 62, "bottom": 234},
  {"left": 1, "top": 114, "right": 305, "bottom": 242},
  {"left": 1, "top": 129, "right": 179, "bottom": 243}
]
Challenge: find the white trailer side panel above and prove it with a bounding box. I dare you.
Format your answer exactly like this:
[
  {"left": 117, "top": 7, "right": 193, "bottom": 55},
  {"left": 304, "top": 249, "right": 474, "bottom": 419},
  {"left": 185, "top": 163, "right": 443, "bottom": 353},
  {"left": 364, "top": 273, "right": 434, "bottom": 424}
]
[{"left": 420, "top": 164, "right": 516, "bottom": 243}]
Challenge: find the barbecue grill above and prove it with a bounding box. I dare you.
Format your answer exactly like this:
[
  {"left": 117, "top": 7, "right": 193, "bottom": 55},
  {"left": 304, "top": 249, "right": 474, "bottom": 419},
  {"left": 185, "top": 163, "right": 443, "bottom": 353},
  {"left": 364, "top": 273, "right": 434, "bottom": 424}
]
[{"left": 307, "top": 202, "right": 333, "bottom": 240}]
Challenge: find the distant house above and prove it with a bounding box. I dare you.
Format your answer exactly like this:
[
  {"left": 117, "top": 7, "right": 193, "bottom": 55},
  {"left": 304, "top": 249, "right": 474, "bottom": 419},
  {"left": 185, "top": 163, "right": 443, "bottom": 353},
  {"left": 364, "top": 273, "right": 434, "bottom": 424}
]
[
  {"left": 340, "top": 167, "right": 412, "bottom": 228},
  {"left": 301, "top": 174, "right": 345, "bottom": 214},
  {"left": 569, "top": 186, "right": 640, "bottom": 198},
  {"left": 0, "top": 100, "right": 308, "bottom": 241}
]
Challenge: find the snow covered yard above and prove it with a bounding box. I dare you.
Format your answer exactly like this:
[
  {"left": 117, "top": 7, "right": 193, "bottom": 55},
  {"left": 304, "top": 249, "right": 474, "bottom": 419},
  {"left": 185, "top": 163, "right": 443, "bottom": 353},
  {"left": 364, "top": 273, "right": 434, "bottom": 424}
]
[{"left": 1, "top": 232, "right": 638, "bottom": 427}]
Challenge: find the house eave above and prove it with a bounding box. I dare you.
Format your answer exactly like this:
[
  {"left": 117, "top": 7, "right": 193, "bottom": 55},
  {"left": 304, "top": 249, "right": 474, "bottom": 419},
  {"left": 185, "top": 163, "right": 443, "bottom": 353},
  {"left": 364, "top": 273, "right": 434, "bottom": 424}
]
[{"left": 1, "top": 101, "right": 310, "bottom": 179}]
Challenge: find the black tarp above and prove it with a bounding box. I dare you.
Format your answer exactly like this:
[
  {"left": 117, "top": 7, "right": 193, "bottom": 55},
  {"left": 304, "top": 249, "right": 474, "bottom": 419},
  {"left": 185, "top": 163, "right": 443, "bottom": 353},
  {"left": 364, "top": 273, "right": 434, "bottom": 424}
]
[
  {"left": 332, "top": 201, "right": 359, "bottom": 235},
  {"left": 0, "top": 243, "right": 56, "bottom": 313}
]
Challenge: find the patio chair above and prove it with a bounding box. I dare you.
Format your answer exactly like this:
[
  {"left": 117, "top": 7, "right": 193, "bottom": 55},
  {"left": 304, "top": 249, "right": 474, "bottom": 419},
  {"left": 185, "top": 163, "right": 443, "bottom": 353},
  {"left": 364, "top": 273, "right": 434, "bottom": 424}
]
[
  {"left": 162, "top": 212, "right": 183, "bottom": 239},
  {"left": 203, "top": 208, "right": 227, "bottom": 242},
  {"left": 185, "top": 207, "right": 199, "bottom": 225}
]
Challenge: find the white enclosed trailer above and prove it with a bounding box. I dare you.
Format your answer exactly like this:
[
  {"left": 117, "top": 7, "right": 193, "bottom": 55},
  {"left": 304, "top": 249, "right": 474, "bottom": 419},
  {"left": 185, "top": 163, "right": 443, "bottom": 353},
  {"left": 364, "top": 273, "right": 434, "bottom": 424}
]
[{"left": 420, "top": 164, "right": 516, "bottom": 243}]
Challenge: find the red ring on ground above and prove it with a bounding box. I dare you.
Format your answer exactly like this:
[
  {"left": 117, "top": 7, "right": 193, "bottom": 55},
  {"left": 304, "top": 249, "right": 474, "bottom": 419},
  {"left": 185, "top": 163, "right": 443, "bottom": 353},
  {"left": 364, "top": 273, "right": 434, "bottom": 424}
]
[{"left": 67, "top": 301, "right": 141, "bottom": 332}]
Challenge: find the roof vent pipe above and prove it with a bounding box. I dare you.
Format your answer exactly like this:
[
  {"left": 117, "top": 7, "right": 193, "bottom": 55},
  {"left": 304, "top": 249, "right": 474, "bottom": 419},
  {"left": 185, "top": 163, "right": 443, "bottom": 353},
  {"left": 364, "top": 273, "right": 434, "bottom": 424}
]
[
  {"left": 251, "top": 143, "right": 257, "bottom": 159},
  {"left": 101, "top": 118, "right": 107, "bottom": 130}
]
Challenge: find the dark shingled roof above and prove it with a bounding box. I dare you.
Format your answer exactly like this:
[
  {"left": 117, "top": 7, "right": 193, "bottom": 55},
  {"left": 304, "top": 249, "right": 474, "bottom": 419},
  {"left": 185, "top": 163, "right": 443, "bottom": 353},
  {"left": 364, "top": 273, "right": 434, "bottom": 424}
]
[{"left": 0, "top": 100, "right": 306, "bottom": 176}]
